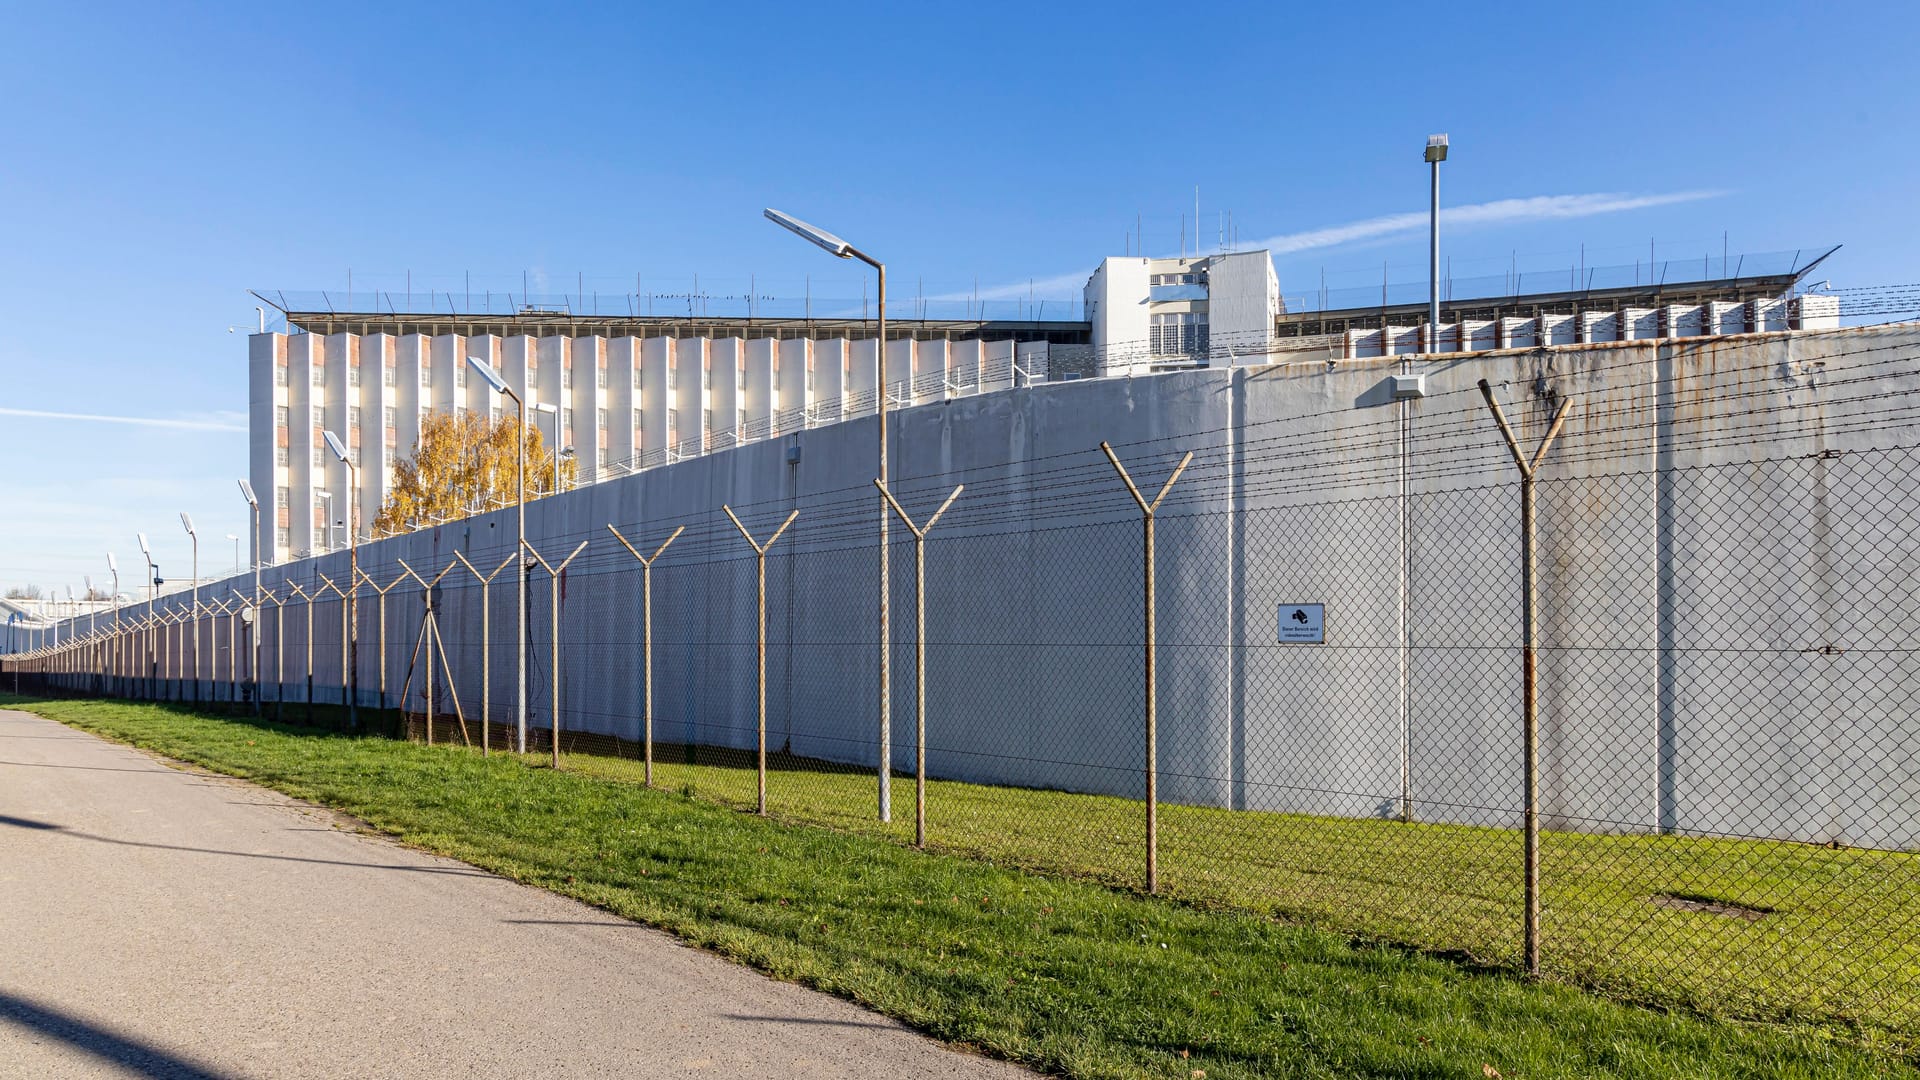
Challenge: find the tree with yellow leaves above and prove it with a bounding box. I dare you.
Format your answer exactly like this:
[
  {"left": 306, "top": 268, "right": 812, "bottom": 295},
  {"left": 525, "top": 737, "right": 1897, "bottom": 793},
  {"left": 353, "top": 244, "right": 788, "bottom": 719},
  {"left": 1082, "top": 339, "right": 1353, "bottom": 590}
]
[{"left": 372, "top": 410, "right": 576, "bottom": 538}]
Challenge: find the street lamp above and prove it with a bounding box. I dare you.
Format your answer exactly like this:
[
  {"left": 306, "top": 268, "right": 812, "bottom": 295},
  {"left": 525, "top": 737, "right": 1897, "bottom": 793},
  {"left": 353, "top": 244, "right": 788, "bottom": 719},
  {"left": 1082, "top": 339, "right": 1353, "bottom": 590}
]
[
  {"left": 530, "top": 402, "right": 561, "bottom": 495},
  {"left": 323, "top": 429, "right": 359, "bottom": 729},
  {"left": 107, "top": 553, "right": 120, "bottom": 698},
  {"left": 467, "top": 354, "right": 528, "bottom": 755},
  {"left": 238, "top": 479, "right": 262, "bottom": 714},
  {"left": 1425, "top": 133, "right": 1448, "bottom": 350},
  {"left": 137, "top": 532, "right": 154, "bottom": 697},
  {"left": 765, "top": 206, "right": 895, "bottom": 821},
  {"left": 182, "top": 511, "right": 199, "bottom": 703},
  {"left": 226, "top": 534, "right": 241, "bottom": 572}
]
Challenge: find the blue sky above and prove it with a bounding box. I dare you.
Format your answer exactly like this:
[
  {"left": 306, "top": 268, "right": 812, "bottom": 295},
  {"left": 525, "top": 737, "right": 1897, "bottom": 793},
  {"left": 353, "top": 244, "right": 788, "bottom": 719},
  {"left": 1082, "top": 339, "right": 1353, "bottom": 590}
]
[{"left": 2, "top": 0, "right": 1916, "bottom": 595}]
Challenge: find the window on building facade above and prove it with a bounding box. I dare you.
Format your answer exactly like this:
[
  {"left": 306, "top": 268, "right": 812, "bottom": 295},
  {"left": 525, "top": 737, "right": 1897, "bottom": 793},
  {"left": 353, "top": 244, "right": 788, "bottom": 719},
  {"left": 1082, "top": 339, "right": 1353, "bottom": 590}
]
[
  {"left": 1150, "top": 312, "right": 1210, "bottom": 358},
  {"left": 276, "top": 487, "right": 289, "bottom": 510},
  {"left": 665, "top": 366, "right": 675, "bottom": 391},
  {"left": 312, "top": 445, "right": 324, "bottom": 467},
  {"left": 632, "top": 366, "right": 642, "bottom": 390},
  {"left": 276, "top": 445, "right": 289, "bottom": 467},
  {"left": 455, "top": 363, "right": 467, "bottom": 389},
  {"left": 596, "top": 407, "right": 607, "bottom": 434},
  {"left": 276, "top": 526, "right": 290, "bottom": 549},
  {"left": 383, "top": 406, "right": 395, "bottom": 430},
  {"left": 311, "top": 363, "right": 325, "bottom": 386},
  {"left": 563, "top": 363, "right": 573, "bottom": 390},
  {"left": 274, "top": 364, "right": 288, "bottom": 387},
  {"left": 276, "top": 405, "right": 290, "bottom": 429},
  {"left": 349, "top": 406, "right": 361, "bottom": 430},
  {"left": 597, "top": 364, "right": 607, "bottom": 389},
  {"left": 348, "top": 364, "right": 360, "bottom": 388},
  {"left": 384, "top": 359, "right": 396, "bottom": 387},
  {"left": 310, "top": 405, "right": 324, "bottom": 427}
]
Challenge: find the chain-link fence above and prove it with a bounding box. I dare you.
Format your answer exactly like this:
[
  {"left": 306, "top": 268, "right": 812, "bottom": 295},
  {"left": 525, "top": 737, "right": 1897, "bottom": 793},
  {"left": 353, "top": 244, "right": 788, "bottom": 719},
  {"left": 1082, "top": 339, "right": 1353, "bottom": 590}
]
[{"left": 14, "top": 326, "right": 1920, "bottom": 1053}]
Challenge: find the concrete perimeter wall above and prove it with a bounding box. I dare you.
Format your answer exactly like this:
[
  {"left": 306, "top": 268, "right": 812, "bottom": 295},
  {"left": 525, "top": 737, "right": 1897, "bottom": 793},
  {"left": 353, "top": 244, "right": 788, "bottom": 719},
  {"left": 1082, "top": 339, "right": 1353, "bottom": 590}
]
[{"left": 64, "top": 324, "right": 1920, "bottom": 850}]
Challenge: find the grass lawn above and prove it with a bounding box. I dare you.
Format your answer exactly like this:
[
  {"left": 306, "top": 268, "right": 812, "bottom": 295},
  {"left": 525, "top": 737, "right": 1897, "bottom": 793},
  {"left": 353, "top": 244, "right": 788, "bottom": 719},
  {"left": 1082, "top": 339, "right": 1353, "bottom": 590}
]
[
  {"left": 4, "top": 692, "right": 1914, "bottom": 1079},
  {"left": 559, "top": 744, "right": 1919, "bottom": 1056}
]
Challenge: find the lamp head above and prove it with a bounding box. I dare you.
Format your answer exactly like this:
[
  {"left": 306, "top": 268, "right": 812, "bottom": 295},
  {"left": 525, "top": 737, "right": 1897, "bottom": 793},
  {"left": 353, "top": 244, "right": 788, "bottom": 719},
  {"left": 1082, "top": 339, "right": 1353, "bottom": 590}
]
[
  {"left": 180, "top": 511, "right": 195, "bottom": 536},
  {"left": 530, "top": 402, "right": 557, "bottom": 414},
  {"left": 238, "top": 478, "right": 258, "bottom": 508},
  {"left": 466, "top": 356, "right": 510, "bottom": 395},
  {"left": 764, "top": 208, "right": 853, "bottom": 259},
  {"left": 136, "top": 532, "right": 150, "bottom": 557},
  {"left": 107, "top": 553, "right": 118, "bottom": 573},
  {"left": 1424, "top": 133, "right": 1449, "bottom": 163},
  {"left": 323, "top": 429, "right": 350, "bottom": 462}
]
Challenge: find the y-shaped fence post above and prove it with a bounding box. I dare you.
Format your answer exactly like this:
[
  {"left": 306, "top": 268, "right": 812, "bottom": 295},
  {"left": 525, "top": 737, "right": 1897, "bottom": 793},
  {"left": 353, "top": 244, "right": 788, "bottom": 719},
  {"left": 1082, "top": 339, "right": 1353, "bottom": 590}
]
[
  {"left": 1476, "top": 378, "right": 1572, "bottom": 979},
  {"left": 723, "top": 506, "right": 799, "bottom": 816},
  {"left": 876, "top": 480, "right": 964, "bottom": 849},
  {"left": 361, "top": 567, "right": 406, "bottom": 721},
  {"left": 1101, "top": 441, "right": 1193, "bottom": 896},
  {"left": 607, "top": 524, "right": 685, "bottom": 787},
  {"left": 454, "top": 551, "right": 519, "bottom": 756},
  {"left": 521, "top": 539, "right": 591, "bottom": 770}
]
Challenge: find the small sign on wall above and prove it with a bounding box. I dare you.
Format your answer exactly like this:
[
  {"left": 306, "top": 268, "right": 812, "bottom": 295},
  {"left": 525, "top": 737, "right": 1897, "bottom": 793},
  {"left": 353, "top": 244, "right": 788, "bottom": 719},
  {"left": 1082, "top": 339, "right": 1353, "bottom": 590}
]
[{"left": 1277, "top": 603, "right": 1325, "bottom": 644}]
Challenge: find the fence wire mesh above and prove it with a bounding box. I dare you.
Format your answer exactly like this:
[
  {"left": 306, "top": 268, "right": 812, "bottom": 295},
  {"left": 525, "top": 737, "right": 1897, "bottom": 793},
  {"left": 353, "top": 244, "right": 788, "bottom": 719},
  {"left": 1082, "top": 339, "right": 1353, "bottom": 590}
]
[{"left": 15, "top": 326, "right": 1920, "bottom": 1052}]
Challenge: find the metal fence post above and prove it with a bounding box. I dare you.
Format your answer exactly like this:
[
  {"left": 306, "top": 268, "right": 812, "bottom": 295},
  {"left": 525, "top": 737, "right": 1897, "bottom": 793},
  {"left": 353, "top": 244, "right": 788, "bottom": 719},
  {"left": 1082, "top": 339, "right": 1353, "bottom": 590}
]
[
  {"left": 608, "top": 524, "right": 685, "bottom": 787},
  {"left": 876, "top": 480, "right": 964, "bottom": 848},
  {"left": 1101, "top": 441, "right": 1193, "bottom": 895},
  {"left": 1476, "top": 379, "right": 1572, "bottom": 979},
  {"left": 723, "top": 506, "right": 799, "bottom": 816},
  {"left": 454, "top": 552, "right": 518, "bottom": 756},
  {"left": 521, "top": 540, "right": 590, "bottom": 770}
]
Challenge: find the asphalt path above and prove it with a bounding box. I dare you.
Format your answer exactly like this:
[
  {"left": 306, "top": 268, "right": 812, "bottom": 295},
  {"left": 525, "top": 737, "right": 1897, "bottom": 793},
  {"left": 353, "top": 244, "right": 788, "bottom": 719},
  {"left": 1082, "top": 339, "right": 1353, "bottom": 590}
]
[{"left": 0, "top": 709, "right": 1033, "bottom": 1078}]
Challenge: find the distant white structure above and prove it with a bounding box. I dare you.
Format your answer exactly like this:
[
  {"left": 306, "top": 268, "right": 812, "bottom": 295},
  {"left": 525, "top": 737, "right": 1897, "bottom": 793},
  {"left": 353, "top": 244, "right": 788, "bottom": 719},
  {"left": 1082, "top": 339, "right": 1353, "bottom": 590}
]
[
  {"left": 248, "top": 317, "right": 1087, "bottom": 564},
  {"left": 1084, "top": 250, "right": 1282, "bottom": 375}
]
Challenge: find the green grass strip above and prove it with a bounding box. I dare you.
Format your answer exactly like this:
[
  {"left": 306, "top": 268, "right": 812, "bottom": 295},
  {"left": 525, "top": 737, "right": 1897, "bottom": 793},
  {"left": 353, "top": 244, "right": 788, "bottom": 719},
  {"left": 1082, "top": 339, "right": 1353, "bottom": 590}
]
[{"left": 5, "top": 693, "right": 1912, "bottom": 1080}]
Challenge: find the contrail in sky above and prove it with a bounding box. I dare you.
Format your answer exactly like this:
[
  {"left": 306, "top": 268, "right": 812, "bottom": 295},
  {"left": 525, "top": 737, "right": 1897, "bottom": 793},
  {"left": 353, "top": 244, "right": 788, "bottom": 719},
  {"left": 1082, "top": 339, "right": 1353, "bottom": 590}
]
[
  {"left": 951, "top": 189, "right": 1727, "bottom": 301},
  {"left": 0, "top": 407, "right": 246, "bottom": 432}
]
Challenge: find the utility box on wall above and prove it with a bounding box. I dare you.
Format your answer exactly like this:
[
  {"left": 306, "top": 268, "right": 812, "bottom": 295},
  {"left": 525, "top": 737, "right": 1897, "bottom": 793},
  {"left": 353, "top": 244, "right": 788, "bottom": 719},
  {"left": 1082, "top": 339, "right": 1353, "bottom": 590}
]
[{"left": 1390, "top": 373, "right": 1427, "bottom": 399}]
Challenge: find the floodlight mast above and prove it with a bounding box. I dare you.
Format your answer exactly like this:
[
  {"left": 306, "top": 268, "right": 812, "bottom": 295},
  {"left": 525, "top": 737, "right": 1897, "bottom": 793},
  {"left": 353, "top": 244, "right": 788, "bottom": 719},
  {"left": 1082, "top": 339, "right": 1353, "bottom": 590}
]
[
  {"left": 1425, "top": 133, "right": 1448, "bottom": 347},
  {"left": 468, "top": 354, "right": 528, "bottom": 754},
  {"left": 764, "top": 207, "right": 893, "bottom": 822}
]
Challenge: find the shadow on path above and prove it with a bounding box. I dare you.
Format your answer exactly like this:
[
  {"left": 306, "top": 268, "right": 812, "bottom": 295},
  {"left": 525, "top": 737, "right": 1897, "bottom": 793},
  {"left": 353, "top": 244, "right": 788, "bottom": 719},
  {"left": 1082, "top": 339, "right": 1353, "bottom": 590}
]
[{"left": 0, "top": 988, "right": 238, "bottom": 1079}]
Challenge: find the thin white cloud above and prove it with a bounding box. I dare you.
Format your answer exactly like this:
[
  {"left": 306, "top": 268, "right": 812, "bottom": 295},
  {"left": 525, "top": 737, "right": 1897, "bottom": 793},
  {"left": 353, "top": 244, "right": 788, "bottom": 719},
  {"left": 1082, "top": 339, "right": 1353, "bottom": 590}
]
[
  {"left": 948, "top": 189, "right": 1728, "bottom": 301},
  {"left": 0, "top": 407, "right": 247, "bottom": 433},
  {"left": 1251, "top": 190, "right": 1727, "bottom": 256}
]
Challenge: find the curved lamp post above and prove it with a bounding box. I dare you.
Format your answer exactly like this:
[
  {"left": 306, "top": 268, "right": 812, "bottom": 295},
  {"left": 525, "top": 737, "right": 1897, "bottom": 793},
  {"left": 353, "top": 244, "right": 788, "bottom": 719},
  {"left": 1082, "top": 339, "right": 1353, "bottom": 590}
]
[{"left": 764, "top": 207, "right": 894, "bottom": 821}]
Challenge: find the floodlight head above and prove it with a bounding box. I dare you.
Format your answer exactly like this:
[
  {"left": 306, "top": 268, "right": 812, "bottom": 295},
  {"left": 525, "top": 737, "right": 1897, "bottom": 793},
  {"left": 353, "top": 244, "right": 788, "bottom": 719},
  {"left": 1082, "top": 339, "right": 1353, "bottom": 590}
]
[
  {"left": 530, "top": 402, "right": 557, "bottom": 414},
  {"left": 66, "top": 585, "right": 74, "bottom": 600},
  {"left": 316, "top": 490, "right": 332, "bottom": 501},
  {"left": 323, "top": 429, "right": 350, "bottom": 461},
  {"left": 107, "top": 553, "right": 118, "bottom": 573},
  {"left": 466, "top": 355, "right": 510, "bottom": 394},
  {"left": 180, "top": 511, "right": 195, "bottom": 536},
  {"left": 85, "top": 575, "right": 93, "bottom": 591},
  {"left": 1424, "top": 133, "right": 1449, "bottom": 163},
  {"left": 765, "top": 208, "right": 853, "bottom": 259},
  {"left": 238, "top": 478, "right": 258, "bottom": 507},
  {"left": 225, "top": 533, "right": 240, "bottom": 542},
  {"left": 137, "top": 532, "right": 150, "bottom": 556}
]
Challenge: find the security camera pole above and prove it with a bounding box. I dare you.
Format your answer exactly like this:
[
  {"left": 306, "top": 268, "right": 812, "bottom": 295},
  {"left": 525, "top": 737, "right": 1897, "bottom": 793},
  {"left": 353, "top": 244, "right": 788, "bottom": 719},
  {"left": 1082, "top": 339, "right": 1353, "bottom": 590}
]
[
  {"left": 765, "top": 207, "right": 894, "bottom": 821},
  {"left": 237, "top": 479, "right": 262, "bottom": 714},
  {"left": 323, "top": 430, "right": 359, "bottom": 730},
  {"left": 467, "top": 355, "right": 529, "bottom": 754}
]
